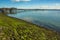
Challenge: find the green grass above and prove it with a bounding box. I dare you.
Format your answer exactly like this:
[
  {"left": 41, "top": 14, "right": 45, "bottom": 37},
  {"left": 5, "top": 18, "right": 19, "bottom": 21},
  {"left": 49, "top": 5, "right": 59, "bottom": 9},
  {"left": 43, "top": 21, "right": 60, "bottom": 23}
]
[{"left": 0, "top": 13, "right": 60, "bottom": 40}]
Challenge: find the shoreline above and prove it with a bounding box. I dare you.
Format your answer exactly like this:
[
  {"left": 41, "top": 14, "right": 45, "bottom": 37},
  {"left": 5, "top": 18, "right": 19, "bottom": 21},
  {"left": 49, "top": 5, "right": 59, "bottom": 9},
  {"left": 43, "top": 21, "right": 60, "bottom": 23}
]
[{"left": 0, "top": 13, "right": 60, "bottom": 40}]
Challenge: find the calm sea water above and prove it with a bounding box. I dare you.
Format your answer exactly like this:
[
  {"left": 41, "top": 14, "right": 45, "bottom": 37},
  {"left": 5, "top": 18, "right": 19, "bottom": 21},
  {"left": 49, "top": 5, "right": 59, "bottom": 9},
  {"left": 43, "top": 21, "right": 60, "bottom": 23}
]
[{"left": 8, "top": 10, "right": 60, "bottom": 32}]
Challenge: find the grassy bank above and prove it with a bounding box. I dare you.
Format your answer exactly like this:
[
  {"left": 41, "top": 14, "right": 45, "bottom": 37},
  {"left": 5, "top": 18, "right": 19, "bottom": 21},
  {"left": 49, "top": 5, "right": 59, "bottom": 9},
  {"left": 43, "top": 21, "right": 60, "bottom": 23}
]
[{"left": 0, "top": 13, "right": 60, "bottom": 40}]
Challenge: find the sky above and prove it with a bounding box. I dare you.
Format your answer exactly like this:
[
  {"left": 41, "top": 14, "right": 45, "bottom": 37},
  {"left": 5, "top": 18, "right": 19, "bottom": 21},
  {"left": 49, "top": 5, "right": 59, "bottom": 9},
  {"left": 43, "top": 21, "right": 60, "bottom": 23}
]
[{"left": 0, "top": 0, "right": 60, "bottom": 9}]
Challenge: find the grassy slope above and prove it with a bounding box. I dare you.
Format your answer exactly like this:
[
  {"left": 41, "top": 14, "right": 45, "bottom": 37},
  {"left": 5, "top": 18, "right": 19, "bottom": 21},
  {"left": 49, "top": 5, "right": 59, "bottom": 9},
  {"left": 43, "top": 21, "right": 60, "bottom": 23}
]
[{"left": 0, "top": 13, "right": 60, "bottom": 40}]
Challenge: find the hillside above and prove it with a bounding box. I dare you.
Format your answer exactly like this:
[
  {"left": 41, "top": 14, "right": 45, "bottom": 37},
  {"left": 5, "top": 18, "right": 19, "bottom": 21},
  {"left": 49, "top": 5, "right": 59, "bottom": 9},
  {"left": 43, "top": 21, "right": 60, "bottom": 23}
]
[{"left": 0, "top": 13, "right": 60, "bottom": 40}]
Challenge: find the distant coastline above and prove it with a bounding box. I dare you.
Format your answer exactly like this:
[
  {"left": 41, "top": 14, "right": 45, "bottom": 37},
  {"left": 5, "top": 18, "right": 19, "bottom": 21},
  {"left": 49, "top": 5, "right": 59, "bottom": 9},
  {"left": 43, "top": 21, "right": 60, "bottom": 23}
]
[{"left": 18, "top": 9, "right": 60, "bottom": 11}]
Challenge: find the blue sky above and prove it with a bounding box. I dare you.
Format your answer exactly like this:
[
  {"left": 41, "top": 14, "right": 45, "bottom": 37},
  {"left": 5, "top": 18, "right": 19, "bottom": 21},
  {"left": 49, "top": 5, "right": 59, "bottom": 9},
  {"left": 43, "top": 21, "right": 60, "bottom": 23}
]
[{"left": 0, "top": 0, "right": 60, "bottom": 9}]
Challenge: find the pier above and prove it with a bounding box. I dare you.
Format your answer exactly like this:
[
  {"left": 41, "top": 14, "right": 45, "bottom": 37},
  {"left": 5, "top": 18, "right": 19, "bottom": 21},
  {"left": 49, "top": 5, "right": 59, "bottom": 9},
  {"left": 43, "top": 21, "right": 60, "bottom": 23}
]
[{"left": 0, "top": 8, "right": 17, "bottom": 14}]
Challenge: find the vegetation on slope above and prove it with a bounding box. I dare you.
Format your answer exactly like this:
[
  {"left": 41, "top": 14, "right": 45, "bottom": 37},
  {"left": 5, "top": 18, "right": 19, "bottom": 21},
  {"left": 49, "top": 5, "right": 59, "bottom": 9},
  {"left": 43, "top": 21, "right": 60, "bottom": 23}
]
[{"left": 0, "top": 13, "right": 60, "bottom": 40}]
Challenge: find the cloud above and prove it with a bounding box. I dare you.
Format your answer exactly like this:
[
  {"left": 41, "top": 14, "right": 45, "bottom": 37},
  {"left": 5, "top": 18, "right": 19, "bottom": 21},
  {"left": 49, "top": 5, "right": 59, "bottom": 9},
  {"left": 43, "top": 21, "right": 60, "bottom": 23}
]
[
  {"left": 12, "top": 0, "right": 31, "bottom": 2},
  {"left": 19, "top": 5, "right": 60, "bottom": 9},
  {"left": 18, "top": 3, "right": 60, "bottom": 9},
  {"left": 36, "top": 4, "right": 60, "bottom": 9},
  {"left": 39, "top": 3, "right": 60, "bottom": 9}
]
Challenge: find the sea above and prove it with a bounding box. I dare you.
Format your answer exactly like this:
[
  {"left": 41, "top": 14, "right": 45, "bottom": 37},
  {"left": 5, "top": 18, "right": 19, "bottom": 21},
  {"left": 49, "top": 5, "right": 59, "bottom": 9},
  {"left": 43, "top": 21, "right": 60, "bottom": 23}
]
[{"left": 8, "top": 10, "right": 60, "bottom": 32}]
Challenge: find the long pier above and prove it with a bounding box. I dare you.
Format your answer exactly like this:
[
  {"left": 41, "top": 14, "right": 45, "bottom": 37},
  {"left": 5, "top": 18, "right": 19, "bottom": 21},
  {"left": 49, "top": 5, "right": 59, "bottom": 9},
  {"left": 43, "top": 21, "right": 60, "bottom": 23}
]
[{"left": 0, "top": 8, "right": 17, "bottom": 14}]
